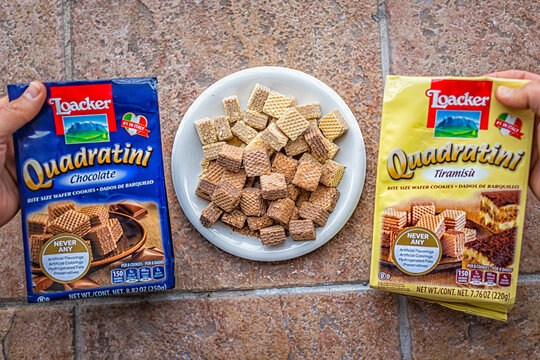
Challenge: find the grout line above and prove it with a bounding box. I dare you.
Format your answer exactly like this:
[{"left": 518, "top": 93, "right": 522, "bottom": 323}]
[
  {"left": 398, "top": 296, "right": 413, "bottom": 360},
  {"left": 62, "top": 0, "right": 73, "bottom": 80},
  {"left": 377, "top": 0, "right": 391, "bottom": 82},
  {"left": 73, "top": 303, "right": 83, "bottom": 360},
  {"left": 518, "top": 273, "right": 540, "bottom": 283}
]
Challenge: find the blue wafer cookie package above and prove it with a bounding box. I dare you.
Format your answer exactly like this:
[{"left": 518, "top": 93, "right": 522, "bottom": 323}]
[{"left": 8, "top": 78, "right": 175, "bottom": 302}]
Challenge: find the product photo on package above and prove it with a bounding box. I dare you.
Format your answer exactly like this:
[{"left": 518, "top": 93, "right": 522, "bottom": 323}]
[{"left": 8, "top": 78, "right": 175, "bottom": 303}]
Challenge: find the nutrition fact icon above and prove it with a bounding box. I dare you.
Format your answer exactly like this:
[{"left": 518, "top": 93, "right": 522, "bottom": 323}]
[
  {"left": 391, "top": 228, "right": 442, "bottom": 275},
  {"left": 40, "top": 234, "right": 91, "bottom": 283}
]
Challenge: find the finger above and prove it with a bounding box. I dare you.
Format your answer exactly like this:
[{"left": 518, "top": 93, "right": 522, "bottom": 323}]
[
  {"left": 0, "top": 82, "right": 46, "bottom": 138},
  {"left": 0, "top": 96, "right": 8, "bottom": 108},
  {"left": 483, "top": 70, "right": 540, "bottom": 82},
  {"left": 494, "top": 81, "right": 540, "bottom": 115}
]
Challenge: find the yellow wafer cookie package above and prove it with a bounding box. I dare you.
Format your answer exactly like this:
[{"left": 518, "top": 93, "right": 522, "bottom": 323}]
[{"left": 369, "top": 76, "right": 535, "bottom": 320}]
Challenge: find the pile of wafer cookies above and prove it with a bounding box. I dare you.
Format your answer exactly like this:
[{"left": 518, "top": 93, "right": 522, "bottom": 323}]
[{"left": 195, "top": 83, "right": 347, "bottom": 246}]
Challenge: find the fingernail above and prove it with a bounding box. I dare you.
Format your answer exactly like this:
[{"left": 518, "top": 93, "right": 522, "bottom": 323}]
[
  {"left": 497, "top": 86, "right": 514, "bottom": 97},
  {"left": 23, "top": 82, "right": 41, "bottom": 100}
]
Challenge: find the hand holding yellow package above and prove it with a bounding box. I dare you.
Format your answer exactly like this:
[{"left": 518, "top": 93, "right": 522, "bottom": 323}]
[{"left": 370, "top": 76, "right": 535, "bottom": 320}]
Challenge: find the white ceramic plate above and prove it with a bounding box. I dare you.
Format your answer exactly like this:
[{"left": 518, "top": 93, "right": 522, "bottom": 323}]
[{"left": 171, "top": 67, "right": 366, "bottom": 261}]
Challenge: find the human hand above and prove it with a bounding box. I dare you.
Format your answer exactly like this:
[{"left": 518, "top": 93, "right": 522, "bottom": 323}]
[
  {"left": 484, "top": 70, "right": 540, "bottom": 201},
  {"left": 0, "top": 81, "right": 47, "bottom": 227}
]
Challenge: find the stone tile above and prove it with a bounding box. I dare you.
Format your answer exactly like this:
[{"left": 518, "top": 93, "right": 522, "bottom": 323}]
[
  {"left": 387, "top": 0, "right": 540, "bottom": 75},
  {"left": 521, "top": 189, "right": 540, "bottom": 273},
  {"left": 81, "top": 290, "right": 399, "bottom": 359},
  {"left": 407, "top": 283, "right": 540, "bottom": 359},
  {"left": 0, "top": 0, "right": 65, "bottom": 299},
  {"left": 0, "top": 306, "right": 74, "bottom": 359},
  {"left": 71, "top": 0, "right": 382, "bottom": 290}
]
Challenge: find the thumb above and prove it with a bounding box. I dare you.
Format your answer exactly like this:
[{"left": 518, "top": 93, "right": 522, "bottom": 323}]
[
  {"left": 495, "top": 81, "right": 540, "bottom": 116},
  {"left": 0, "top": 81, "right": 47, "bottom": 138}
]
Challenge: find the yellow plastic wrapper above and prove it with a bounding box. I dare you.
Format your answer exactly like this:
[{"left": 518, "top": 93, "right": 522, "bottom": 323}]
[{"left": 370, "top": 76, "right": 535, "bottom": 321}]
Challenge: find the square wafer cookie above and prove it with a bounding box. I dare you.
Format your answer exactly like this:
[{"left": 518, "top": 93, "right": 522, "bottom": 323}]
[
  {"left": 263, "top": 91, "right": 295, "bottom": 118},
  {"left": 294, "top": 103, "right": 321, "bottom": 120},
  {"left": 295, "top": 189, "right": 311, "bottom": 209},
  {"left": 417, "top": 214, "right": 445, "bottom": 239},
  {"left": 211, "top": 180, "right": 242, "bottom": 213},
  {"left": 440, "top": 209, "right": 466, "bottom": 230},
  {"left": 80, "top": 205, "right": 109, "bottom": 227},
  {"left": 245, "top": 132, "right": 276, "bottom": 156},
  {"left": 30, "top": 234, "right": 52, "bottom": 264},
  {"left": 244, "top": 109, "right": 269, "bottom": 130},
  {"left": 260, "top": 225, "right": 287, "bottom": 246},
  {"left": 298, "top": 153, "right": 323, "bottom": 168},
  {"left": 309, "top": 185, "right": 340, "bottom": 213},
  {"left": 221, "top": 168, "right": 247, "bottom": 190},
  {"left": 247, "top": 83, "right": 270, "bottom": 112},
  {"left": 204, "top": 161, "right": 225, "bottom": 184},
  {"left": 441, "top": 230, "right": 465, "bottom": 258},
  {"left": 284, "top": 135, "right": 310, "bottom": 157},
  {"left": 48, "top": 201, "right": 76, "bottom": 221},
  {"left": 202, "top": 141, "right": 226, "bottom": 161},
  {"left": 287, "top": 184, "right": 300, "bottom": 201},
  {"left": 267, "top": 198, "right": 296, "bottom": 225},
  {"left": 200, "top": 202, "right": 223, "bottom": 228},
  {"left": 231, "top": 121, "right": 258, "bottom": 144},
  {"left": 108, "top": 218, "right": 123, "bottom": 241},
  {"left": 318, "top": 110, "right": 348, "bottom": 141},
  {"left": 299, "top": 202, "right": 329, "bottom": 227},
  {"left": 223, "top": 95, "right": 243, "bottom": 123},
  {"left": 196, "top": 179, "right": 217, "bottom": 201},
  {"left": 243, "top": 148, "right": 271, "bottom": 177},
  {"left": 289, "top": 220, "right": 316, "bottom": 241},
  {"left": 48, "top": 210, "right": 91, "bottom": 237},
  {"left": 221, "top": 209, "right": 247, "bottom": 229},
  {"left": 462, "top": 228, "right": 477, "bottom": 243},
  {"left": 85, "top": 225, "right": 116, "bottom": 256},
  {"left": 217, "top": 144, "right": 243, "bottom": 172},
  {"left": 410, "top": 201, "right": 436, "bottom": 225},
  {"left": 381, "top": 229, "right": 401, "bottom": 248},
  {"left": 194, "top": 117, "right": 218, "bottom": 145},
  {"left": 292, "top": 162, "right": 323, "bottom": 192},
  {"left": 320, "top": 160, "right": 345, "bottom": 187},
  {"left": 27, "top": 213, "right": 49, "bottom": 235},
  {"left": 260, "top": 173, "right": 288, "bottom": 200},
  {"left": 313, "top": 139, "right": 340, "bottom": 163},
  {"left": 214, "top": 116, "right": 233, "bottom": 141},
  {"left": 272, "top": 153, "right": 299, "bottom": 184},
  {"left": 240, "top": 188, "right": 265, "bottom": 217},
  {"left": 382, "top": 208, "right": 408, "bottom": 231},
  {"left": 260, "top": 123, "right": 289, "bottom": 151},
  {"left": 276, "top": 108, "right": 309, "bottom": 141},
  {"left": 247, "top": 215, "right": 274, "bottom": 231},
  {"left": 303, "top": 124, "right": 330, "bottom": 157}
]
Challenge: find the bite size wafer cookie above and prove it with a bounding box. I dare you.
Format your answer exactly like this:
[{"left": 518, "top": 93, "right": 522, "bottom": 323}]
[
  {"left": 247, "top": 83, "right": 270, "bottom": 112},
  {"left": 313, "top": 139, "right": 340, "bottom": 163},
  {"left": 462, "top": 228, "right": 476, "bottom": 243},
  {"left": 48, "top": 210, "right": 91, "bottom": 237},
  {"left": 227, "top": 136, "right": 245, "bottom": 147},
  {"left": 245, "top": 132, "right": 276, "bottom": 156},
  {"left": 221, "top": 209, "right": 247, "bottom": 229},
  {"left": 217, "top": 144, "right": 243, "bottom": 172},
  {"left": 211, "top": 180, "right": 242, "bottom": 213},
  {"left": 272, "top": 153, "right": 299, "bottom": 184},
  {"left": 440, "top": 209, "right": 466, "bottom": 230},
  {"left": 294, "top": 103, "right": 321, "bottom": 120},
  {"left": 299, "top": 202, "right": 329, "bottom": 227},
  {"left": 247, "top": 215, "right": 274, "bottom": 231},
  {"left": 276, "top": 108, "right": 310, "bottom": 141},
  {"left": 295, "top": 189, "right": 310, "bottom": 209},
  {"left": 298, "top": 153, "right": 322, "bottom": 168},
  {"left": 260, "top": 173, "right": 288, "bottom": 200},
  {"left": 417, "top": 214, "right": 445, "bottom": 239},
  {"left": 48, "top": 201, "right": 76, "bottom": 221},
  {"left": 30, "top": 234, "right": 52, "bottom": 264},
  {"left": 231, "top": 121, "right": 258, "bottom": 144},
  {"left": 267, "top": 198, "right": 296, "bottom": 225},
  {"left": 200, "top": 202, "right": 223, "bottom": 228},
  {"left": 289, "top": 220, "right": 316, "bottom": 241},
  {"left": 260, "top": 225, "right": 287, "bottom": 246},
  {"left": 318, "top": 110, "right": 348, "bottom": 141},
  {"left": 223, "top": 95, "right": 243, "bottom": 123},
  {"left": 381, "top": 208, "right": 408, "bottom": 231},
  {"left": 194, "top": 117, "right": 218, "bottom": 145},
  {"left": 243, "top": 148, "right": 271, "bottom": 177},
  {"left": 292, "top": 162, "right": 323, "bottom": 192},
  {"left": 260, "top": 123, "right": 289, "bottom": 151},
  {"left": 320, "top": 160, "right": 345, "bottom": 187},
  {"left": 309, "top": 185, "right": 340, "bottom": 213},
  {"left": 202, "top": 141, "right": 226, "bottom": 161},
  {"left": 410, "top": 201, "right": 436, "bottom": 225},
  {"left": 108, "top": 218, "right": 123, "bottom": 241},
  {"left": 287, "top": 184, "right": 300, "bottom": 201},
  {"left": 221, "top": 169, "right": 247, "bottom": 190},
  {"left": 85, "top": 225, "right": 117, "bottom": 256},
  {"left": 263, "top": 91, "right": 295, "bottom": 118},
  {"left": 213, "top": 116, "right": 233, "bottom": 141},
  {"left": 381, "top": 229, "right": 401, "bottom": 248},
  {"left": 304, "top": 124, "right": 330, "bottom": 157},
  {"left": 284, "top": 135, "right": 310, "bottom": 157},
  {"left": 199, "top": 158, "right": 211, "bottom": 179},
  {"left": 204, "top": 161, "right": 225, "bottom": 184},
  {"left": 290, "top": 206, "right": 300, "bottom": 222},
  {"left": 240, "top": 188, "right": 266, "bottom": 216},
  {"left": 80, "top": 205, "right": 109, "bottom": 227},
  {"left": 27, "top": 213, "right": 49, "bottom": 235},
  {"left": 244, "top": 109, "right": 269, "bottom": 130},
  {"left": 196, "top": 179, "right": 217, "bottom": 200},
  {"left": 440, "top": 230, "right": 465, "bottom": 258}
]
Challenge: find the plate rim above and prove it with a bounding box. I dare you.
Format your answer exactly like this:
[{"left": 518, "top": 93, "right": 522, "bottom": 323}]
[{"left": 171, "top": 66, "right": 366, "bottom": 261}]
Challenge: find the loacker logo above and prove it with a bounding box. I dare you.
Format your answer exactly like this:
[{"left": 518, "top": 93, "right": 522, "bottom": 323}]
[
  {"left": 426, "top": 79, "right": 493, "bottom": 138},
  {"left": 49, "top": 84, "right": 117, "bottom": 136}
]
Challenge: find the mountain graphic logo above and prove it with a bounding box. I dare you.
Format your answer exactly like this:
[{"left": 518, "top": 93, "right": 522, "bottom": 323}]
[
  {"left": 63, "top": 114, "right": 110, "bottom": 144},
  {"left": 433, "top": 110, "right": 481, "bottom": 139}
]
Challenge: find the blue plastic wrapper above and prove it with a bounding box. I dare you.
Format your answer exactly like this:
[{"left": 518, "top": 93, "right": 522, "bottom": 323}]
[{"left": 8, "top": 78, "right": 175, "bottom": 302}]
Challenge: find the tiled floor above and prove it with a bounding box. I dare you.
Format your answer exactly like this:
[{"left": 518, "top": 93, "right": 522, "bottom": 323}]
[{"left": 0, "top": 0, "right": 538, "bottom": 358}]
